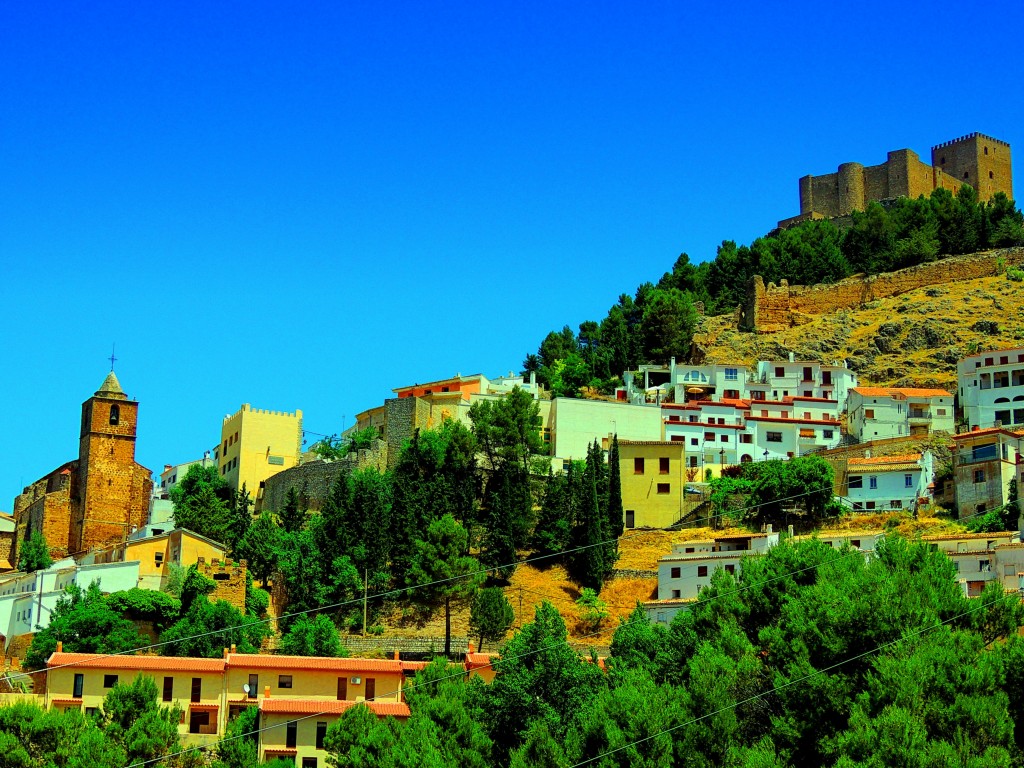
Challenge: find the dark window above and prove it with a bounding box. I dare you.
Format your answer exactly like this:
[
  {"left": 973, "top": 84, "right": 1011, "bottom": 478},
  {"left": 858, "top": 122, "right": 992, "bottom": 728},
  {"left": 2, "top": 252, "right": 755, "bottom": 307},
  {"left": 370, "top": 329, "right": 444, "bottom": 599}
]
[
  {"left": 766, "top": 432, "right": 783, "bottom": 443},
  {"left": 316, "top": 722, "right": 328, "bottom": 749},
  {"left": 303, "top": 759, "right": 318, "bottom": 768},
  {"left": 73, "top": 674, "right": 84, "bottom": 698},
  {"left": 974, "top": 469, "right": 985, "bottom": 483},
  {"left": 191, "top": 678, "right": 201, "bottom": 703},
  {"left": 163, "top": 677, "right": 173, "bottom": 702},
  {"left": 670, "top": 567, "right": 681, "bottom": 578},
  {"left": 286, "top": 721, "right": 298, "bottom": 749},
  {"left": 724, "top": 564, "right": 736, "bottom": 574},
  {"left": 248, "top": 674, "right": 258, "bottom": 699},
  {"left": 85, "top": 707, "right": 99, "bottom": 718},
  {"left": 659, "top": 457, "right": 670, "bottom": 474},
  {"left": 657, "top": 483, "right": 670, "bottom": 494},
  {"left": 337, "top": 677, "right": 348, "bottom": 700},
  {"left": 720, "top": 434, "right": 728, "bottom": 442},
  {"left": 189, "top": 711, "right": 210, "bottom": 734},
  {"left": 103, "top": 674, "right": 118, "bottom": 688},
  {"left": 697, "top": 566, "right": 708, "bottom": 577},
  {"left": 741, "top": 434, "right": 752, "bottom": 444},
  {"left": 625, "top": 510, "right": 635, "bottom": 529},
  {"left": 279, "top": 675, "right": 292, "bottom": 689},
  {"left": 365, "top": 678, "right": 376, "bottom": 701},
  {"left": 109, "top": 404, "right": 120, "bottom": 426},
  {"left": 848, "top": 476, "right": 863, "bottom": 489},
  {"left": 775, "top": 367, "right": 784, "bottom": 377},
  {"left": 633, "top": 458, "right": 644, "bottom": 474},
  {"left": 851, "top": 540, "right": 861, "bottom": 548}
]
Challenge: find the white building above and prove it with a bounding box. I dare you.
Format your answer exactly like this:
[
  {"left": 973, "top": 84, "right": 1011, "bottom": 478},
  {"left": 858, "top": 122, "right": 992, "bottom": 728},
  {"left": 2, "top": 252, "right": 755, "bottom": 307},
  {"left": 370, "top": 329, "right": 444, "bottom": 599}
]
[
  {"left": 923, "top": 533, "right": 1024, "bottom": 598},
  {"left": 848, "top": 387, "right": 954, "bottom": 441},
  {"left": 957, "top": 347, "right": 1024, "bottom": 429},
  {"left": 843, "top": 452, "right": 933, "bottom": 513},
  {"left": 644, "top": 530, "right": 780, "bottom": 625},
  {"left": 0, "top": 559, "right": 140, "bottom": 649},
  {"left": 662, "top": 396, "right": 842, "bottom": 467},
  {"left": 753, "top": 357, "right": 858, "bottom": 404},
  {"left": 549, "top": 398, "right": 662, "bottom": 461}
]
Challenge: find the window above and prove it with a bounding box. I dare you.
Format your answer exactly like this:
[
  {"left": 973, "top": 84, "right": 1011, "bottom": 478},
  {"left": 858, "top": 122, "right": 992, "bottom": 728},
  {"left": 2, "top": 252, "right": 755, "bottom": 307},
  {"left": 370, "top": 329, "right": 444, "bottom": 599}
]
[
  {"left": 823, "top": 430, "right": 834, "bottom": 439},
  {"left": 741, "top": 434, "right": 752, "bottom": 444},
  {"left": 891, "top": 500, "right": 902, "bottom": 509},
  {"left": 365, "top": 678, "right": 376, "bottom": 700},
  {"left": 766, "top": 432, "right": 782, "bottom": 443},
  {"left": 937, "top": 408, "right": 946, "bottom": 416},
  {"left": 73, "top": 674, "right": 84, "bottom": 698},
  {"left": 286, "top": 721, "right": 298, "bottom": 749},
  {"left": 905, "top": 474, "right": 913, "bottom": 488},
  {"left": 248, "top": 674, "right": 258, "bottom": 699},
  {"left": 670, "top": 567, "right": 681, "bottom": 578},
  {"left": 625, "top": 510, "right": 635, "bottom": 528},
  {"left": 657, "top": 483, "right": 670, "bottom": 495},
  {"left": 103, "top": 674, "right": 118, "bottom": 688},
  {"left": 724, "top": 564, "right": 736, "bottom": 574},
  {"left": 109, "top": 404, "right": 120, "bottom": 426},
  {"left": 697, "top": 566, "right": 708, "bottom": 577},
  {"left": 191, "top": 678, "right": 201, "bottom": 703},
  {"left": 684, "top": 547, "right": 694, "bottom": 553},
  {"left": 189, "top": 711, "right": 210, "bottom": 734},
  {"left": 866, "top": 501, "right": 876, "bottom": 510},
  {"left": 865, "top": 409, "right": 874, "bottom": 419},
  {"left": 316, "top": 722, "right": 328, "bottom": 749},
  {"left": 337, "top": 677, "right": 348, "bottom": 700},
  {"left": 803, "top": 367, "right": 812, "bottom": 381},
  {"left": 659, "top": 457, "right": 670, "bottom": 474},
  {"left": 869, "top": 476, "right": 877, "bottom": 489},
  {"left": 155, "top": 552, "right": 164, "bottom": 567},
  {"left": 690, "top": 438, "right": 698, "bottom": 446},
  {"left": 634, "top": 458, "right": 644, "bottom": 475},
  {"left": 775, "top": 367, "right": 784, "bottom": 377},
  {"left": 163, "top": 677, "right": 173, "bottom": 703},
  {"left": 85, "top": 707, "right": 99, "bottom": 718},
  {"left": 974, "top": 469, "right": 985, "bottom": 483},
  {"left": 851, "top": 540, "right": 861, "bottom": 548},
  {"left": 725, "top": 367, "right": 738, "bottom": 381},
  {"left": 670, "top": 435, "right": 684, "bottom": 442},
  {"left": 704, "top": 432, "right": 715, "bottom": 442},
  {"left": 671, "top": 589, "right": 681, "bottom": 599},
  {"left": 279, "top": 675, "right": 292, "bottom": 689},
  {"left": 303, "top": 759, "right": 318, "bottom": 768}
]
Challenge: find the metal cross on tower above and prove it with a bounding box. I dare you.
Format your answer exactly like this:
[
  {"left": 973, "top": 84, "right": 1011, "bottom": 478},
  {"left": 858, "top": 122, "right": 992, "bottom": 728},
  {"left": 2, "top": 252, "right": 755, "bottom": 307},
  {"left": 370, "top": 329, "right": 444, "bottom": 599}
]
[{"left": 109, "top": 344, "right": 117, "bottom": 371}]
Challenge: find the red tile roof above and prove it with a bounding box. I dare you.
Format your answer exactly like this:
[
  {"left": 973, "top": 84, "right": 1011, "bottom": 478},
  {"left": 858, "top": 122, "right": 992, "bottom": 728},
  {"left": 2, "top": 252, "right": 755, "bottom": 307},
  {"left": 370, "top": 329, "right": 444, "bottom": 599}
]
[
  {"left": 226, "top": 654, "right": 403, "bottom": 673},
  {"left": 259, "top": 699, "right": 411, "bottom": 718},
  {"left": 47, "top": 653, "right": 225, "bottom": 673},
  {"left": 852, "top": 386, "right": 951, "bottom": 398},
  {"left": 848, "top": 453, "right": 922, "bottom": 466}
]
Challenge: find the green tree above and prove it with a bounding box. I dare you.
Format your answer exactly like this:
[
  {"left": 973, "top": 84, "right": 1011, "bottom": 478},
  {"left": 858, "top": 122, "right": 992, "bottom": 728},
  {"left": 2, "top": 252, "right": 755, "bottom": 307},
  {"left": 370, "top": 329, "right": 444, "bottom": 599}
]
[
  {"left": 226, "top": 484, "right": 253, "bottom": 553},
  {"left": 170, "top": 464, "right": 234, "bottom": 545},
  {"left": 469, "top": 587, "right": 515, "bottom": 652},
  {"left": 160, "top": 580, "right": 268, "bottom": 658},
  {"left": 106, "top": 588, "right": 182, "bottom": 633},
  {"left": 531, "top": 468, "right": 572, "bottom": 560},
  {"left": 17, "top": 531, "right": 53, "bottom": 573},
  {"left": 279, "top": 486, "right": 306, "bottom": 534},
  {"left": 1005, "top": 478, "right": 1020, "bottom": 531},
  {"left": 638, "top": 287, "right": 698, "bottom": 363},
  {"left": 102, "top": 674, "right": 183, "bottom": 767},
  {"left": 323, "top": 704, "right": 398, "bottom": 768},
  {"left": 607, "top": 435, "right": 624, "bottom": 540},
  {"left": 215, "top": 705, "right": 259, "bottom": 768},
  {"left": 407, "top": 515, "right": 483, "bottom": 656},
  {"left": 280, "top": 614, "right": 348, "bottom": 657},
  {"left": 235, "top": 511, "right": 281, "bottom": 586},
  {"left": 24, "top": 582, "right": 144, "bottom": 669},
  {"left": 575, "top": 588, "right": 609, "bottom": 631}
]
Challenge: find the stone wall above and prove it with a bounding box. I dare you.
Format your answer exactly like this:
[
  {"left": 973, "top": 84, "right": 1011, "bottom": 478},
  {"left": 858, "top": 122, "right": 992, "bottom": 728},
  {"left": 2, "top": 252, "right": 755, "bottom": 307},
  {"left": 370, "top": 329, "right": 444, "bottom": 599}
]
[
  {"left": 197, "top": 557, "right": 247, "bottom": 610},
  {"left": 259, "top": 440, "right": 387, "bottom": 514},
  {"left": 740, "top": 247, "right": 1024, "bottom": 333}
]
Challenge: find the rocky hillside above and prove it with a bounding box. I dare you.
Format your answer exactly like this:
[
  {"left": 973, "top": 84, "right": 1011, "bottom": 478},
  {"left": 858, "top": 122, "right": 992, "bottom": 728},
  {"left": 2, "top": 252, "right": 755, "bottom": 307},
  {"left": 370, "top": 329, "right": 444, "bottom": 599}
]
[{"left": 693, "top": 272, "right": 1024, "bottom": 390}]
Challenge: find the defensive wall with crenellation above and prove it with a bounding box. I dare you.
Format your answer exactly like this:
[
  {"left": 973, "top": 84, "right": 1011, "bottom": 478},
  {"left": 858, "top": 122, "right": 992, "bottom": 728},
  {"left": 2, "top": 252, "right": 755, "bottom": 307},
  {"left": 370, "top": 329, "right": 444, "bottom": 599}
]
[{"left": 738, "top": 247, "right": 1024, "bottom": 333}]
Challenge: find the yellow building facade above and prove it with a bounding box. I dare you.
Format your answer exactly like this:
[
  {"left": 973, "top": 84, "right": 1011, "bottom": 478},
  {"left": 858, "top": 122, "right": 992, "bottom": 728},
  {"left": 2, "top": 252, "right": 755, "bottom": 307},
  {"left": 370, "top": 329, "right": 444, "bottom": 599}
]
[
  {"left": 216, "top": 404, "right": 303, "bottom": 502},
  {"left": 618, "top": 440, "right": 689, "bottom": 529}
]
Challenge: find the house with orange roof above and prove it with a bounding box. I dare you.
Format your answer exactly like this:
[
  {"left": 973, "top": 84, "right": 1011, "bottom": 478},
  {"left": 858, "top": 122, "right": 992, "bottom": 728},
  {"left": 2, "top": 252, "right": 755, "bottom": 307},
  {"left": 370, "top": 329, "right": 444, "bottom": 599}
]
[
  {"left": 848, "top": 387, "right": 954, "bottom": 441},
  {"left": 957, "top": 347, "right": 1024, "bottom": 430},
  {"left": 842, "top": 452, "right": 934, "bottom": 513}
]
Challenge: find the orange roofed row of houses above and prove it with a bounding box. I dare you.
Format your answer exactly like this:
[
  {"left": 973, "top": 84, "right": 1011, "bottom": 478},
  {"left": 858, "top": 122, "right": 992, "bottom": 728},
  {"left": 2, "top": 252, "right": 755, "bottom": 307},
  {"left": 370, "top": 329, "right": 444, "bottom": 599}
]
[{"left": 29, "top": 644, "right": 499, "bottom": 766}]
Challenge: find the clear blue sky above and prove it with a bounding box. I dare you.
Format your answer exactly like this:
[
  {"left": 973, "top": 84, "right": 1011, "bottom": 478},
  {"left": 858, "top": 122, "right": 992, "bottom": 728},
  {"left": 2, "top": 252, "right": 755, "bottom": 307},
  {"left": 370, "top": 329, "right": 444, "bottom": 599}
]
[{"left": 3, "top": 1, "right": 1022, "bottom": 509}]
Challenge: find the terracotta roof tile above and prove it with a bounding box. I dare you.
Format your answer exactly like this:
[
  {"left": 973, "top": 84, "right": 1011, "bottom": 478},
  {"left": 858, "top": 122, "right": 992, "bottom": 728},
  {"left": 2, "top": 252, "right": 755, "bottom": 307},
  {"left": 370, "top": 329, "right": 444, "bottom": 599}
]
[
  {"left": 47, "top": 653, "right": 225, "bottom": 673},
  {"left": 259, "top": 699, "right": 410, "bottom": 717},
  {"left": 226, "top": 654, "right": 403, "bottom": 673},
  {"left": 852, "top": 387, "right": 951, "bottom": 398},
  {"left": 848, "top": 453, "right": 922, "bottom": 466}
]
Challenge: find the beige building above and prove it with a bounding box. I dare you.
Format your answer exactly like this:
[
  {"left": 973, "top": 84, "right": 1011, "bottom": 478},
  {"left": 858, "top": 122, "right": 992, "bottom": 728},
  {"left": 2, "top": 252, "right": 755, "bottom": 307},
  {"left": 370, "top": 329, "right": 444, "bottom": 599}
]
[
  {"left": 617, "top": 440, "right": 690, "bottom": 529},
  {"left": 215, "top": 404, "right": 303, "bottom": 503}
]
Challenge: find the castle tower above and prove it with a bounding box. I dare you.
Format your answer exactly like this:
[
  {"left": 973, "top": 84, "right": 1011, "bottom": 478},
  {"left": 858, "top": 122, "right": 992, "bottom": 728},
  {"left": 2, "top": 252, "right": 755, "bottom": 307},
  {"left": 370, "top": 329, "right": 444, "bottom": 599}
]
[
  {"left": 69, "top": 371, "right": 150, "bottom": 555},
  {"left": 931, "top": 133, "right": 1013, "bottom": 202}
]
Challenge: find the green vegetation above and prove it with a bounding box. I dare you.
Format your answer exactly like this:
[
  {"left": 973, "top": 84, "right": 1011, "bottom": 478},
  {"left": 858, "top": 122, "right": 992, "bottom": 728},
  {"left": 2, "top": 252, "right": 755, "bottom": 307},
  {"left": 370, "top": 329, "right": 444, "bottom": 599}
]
[
  {"left": 280, "top": 614, "right": 349, "bottom": 657},
  {"left": 17, "top": 530, "right": 53, "bottom": 573},
  {"left": 320, "top": 535, "right": 1024, "bottom": 767},
  {"left": 525, "top": 187, "right": 1024, "bottom": 394},
  {"left": 469, "top": 587, "right": 515, "bottom": 652},
  {"left": 709, "top": 455, "right": 835, "bottom": 530}
]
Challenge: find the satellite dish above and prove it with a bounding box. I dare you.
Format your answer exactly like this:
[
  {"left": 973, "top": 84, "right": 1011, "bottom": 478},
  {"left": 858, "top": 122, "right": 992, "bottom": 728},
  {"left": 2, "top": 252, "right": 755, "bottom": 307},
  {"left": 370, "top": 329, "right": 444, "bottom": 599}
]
[{"left": 242, "top": 684, "right": 250, "bottom": 694}]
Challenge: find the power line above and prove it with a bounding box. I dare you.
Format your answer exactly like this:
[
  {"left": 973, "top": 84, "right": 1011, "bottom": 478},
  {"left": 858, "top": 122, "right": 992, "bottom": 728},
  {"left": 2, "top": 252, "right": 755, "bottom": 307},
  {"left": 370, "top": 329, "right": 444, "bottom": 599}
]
[{"left": 133, "top": 505, "right": 1010, "bottom": 766}]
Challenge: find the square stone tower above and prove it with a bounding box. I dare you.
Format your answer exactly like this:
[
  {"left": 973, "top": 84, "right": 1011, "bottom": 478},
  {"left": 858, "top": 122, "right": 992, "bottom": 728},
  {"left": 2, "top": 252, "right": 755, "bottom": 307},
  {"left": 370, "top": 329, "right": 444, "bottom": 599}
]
[{"left": 931, "top": 133, "right": 1013, "bottom": 202}]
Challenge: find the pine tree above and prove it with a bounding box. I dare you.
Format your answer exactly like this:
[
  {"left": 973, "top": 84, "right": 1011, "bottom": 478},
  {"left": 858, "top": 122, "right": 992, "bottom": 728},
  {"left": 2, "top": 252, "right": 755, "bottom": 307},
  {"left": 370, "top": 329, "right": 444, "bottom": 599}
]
[
  {"left": 607, "top": 435, "right": 624, "bottom": 540},
  {"left": 279, "top": 487, "right": 306, "bottom": 534}
]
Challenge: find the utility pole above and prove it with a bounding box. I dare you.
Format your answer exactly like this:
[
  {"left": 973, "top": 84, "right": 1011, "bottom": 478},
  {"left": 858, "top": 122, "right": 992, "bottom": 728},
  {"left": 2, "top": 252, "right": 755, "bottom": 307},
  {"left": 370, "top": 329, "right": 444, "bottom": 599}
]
[
  {"left": 362, "top": 569, "right": 368, "bottom": 637},
  {"left": 518, "top": 587, "right": 523, "bottom": 629}
]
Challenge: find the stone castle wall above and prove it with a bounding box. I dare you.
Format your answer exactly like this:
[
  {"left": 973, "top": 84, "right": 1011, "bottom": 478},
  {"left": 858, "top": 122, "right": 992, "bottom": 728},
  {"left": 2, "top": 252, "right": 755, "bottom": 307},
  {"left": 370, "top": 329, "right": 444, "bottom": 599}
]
[
  {"left": 740, "top": 247, "right": 1024, "bottom": 333},
  {"left": 259, "top": 440, "right": 387, "bottom": 514},
  {"left": 197, "top": 557, "right": 247, "bottom": 610}
]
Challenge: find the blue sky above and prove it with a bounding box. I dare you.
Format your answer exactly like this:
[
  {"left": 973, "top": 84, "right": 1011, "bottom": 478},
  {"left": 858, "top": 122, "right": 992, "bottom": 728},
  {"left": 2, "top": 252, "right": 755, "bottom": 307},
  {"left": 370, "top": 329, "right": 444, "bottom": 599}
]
[{"left": 2, "top": 1, "right": 1022, "bottom": 509}]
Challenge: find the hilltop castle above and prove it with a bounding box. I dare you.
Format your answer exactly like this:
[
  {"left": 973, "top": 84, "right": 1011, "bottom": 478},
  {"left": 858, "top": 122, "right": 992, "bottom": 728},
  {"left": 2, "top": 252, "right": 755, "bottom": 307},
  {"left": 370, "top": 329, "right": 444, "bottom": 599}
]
[
  {"left": 12, "top": 372, "right": 152, "bottom": 560},
  {"left": 778, "top": 133, "right": 1013, "bottom": 229}
]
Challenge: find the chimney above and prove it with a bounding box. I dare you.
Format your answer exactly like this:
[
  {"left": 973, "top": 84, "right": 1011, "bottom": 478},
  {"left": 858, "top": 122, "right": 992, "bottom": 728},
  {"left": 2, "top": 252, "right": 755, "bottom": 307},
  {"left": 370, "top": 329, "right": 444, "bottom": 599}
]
[
  {"left": 231, "top": 644, "right": 237, "bottom": 653},
  {"left": 56, "top": 641, "right": 63, "bottom": 653},
  {"left": 766, "top": 524, "right": 773, "bottom": 534},
  {"left": 223, "top": 648, "right": 229, "bottom": 659},
  {"left": 864, "top": 449, "right": 872, "bottom": 459},
  {"left": 264, "top": 685, "right": 271, "bottom": 699},
  {"left": 393, "top": 650, "right": 400, "bottom": 660},
  {"left": 467, "top": 642, "right": 475, "bottom": 654},
  {"left": 164, "top": 464, "right": 172, "bottom": 472},
  {"left": 789, "top": 352, "right": 795, "bottom": 362}
]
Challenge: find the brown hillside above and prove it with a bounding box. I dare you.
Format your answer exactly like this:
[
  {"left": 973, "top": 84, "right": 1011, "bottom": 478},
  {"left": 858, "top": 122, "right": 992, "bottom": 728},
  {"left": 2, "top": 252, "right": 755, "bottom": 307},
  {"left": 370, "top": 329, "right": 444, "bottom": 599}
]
[{"left": 693, "top": 273, "right": 1023, "bottom": 391}]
